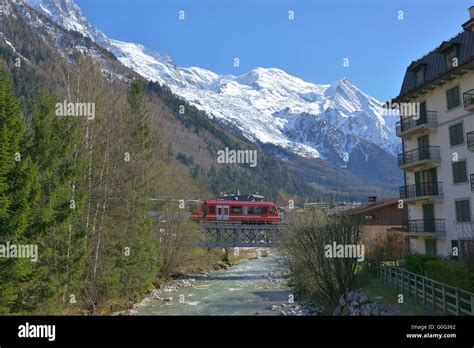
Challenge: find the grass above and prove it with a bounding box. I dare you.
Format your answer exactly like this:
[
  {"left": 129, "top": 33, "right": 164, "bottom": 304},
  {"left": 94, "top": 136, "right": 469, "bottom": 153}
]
[{"left": 353, "top": 271, "right": 438, "bottom": 316}]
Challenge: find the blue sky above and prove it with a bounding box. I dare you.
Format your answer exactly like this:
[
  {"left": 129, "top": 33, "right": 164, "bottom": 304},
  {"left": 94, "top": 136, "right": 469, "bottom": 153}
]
[{"left": 76, "top": 0, "right": 472, "bottom": 101}]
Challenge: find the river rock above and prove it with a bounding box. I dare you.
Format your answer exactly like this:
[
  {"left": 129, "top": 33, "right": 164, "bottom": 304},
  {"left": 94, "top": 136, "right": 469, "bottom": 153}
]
[{"left": 333, "top": 291, "right": 399, "bottom": 316}]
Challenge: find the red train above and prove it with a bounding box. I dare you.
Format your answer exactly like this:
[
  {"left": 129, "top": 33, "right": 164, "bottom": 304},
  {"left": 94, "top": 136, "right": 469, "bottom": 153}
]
[{"left": 191, "top": 194, "right": 281, "bottom": 224}]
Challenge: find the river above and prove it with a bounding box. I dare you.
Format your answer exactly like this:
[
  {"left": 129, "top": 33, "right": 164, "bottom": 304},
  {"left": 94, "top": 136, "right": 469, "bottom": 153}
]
[{"left": 134, "top": 255, "right": 308, "bottom": 316}]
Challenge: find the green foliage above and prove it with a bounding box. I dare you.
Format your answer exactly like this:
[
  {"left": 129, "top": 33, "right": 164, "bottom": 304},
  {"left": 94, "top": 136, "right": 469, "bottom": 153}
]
[
  {"left": 424, "top": 260, "right": 474, "bottom": 292},
  {"left": 0, "top": 68, "right": 39, "bottom": 314},
  {"left": 404, "top": 253, "right": 439, "bottom": 275},
  {"left": 26, "top": 90, "right": 87, "bottom": 312}
]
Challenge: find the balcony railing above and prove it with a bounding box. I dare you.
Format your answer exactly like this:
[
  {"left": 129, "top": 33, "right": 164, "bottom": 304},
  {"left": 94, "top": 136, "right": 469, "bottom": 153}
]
[
  {"left": 463, "top": 89, "right": 474, "bottom": 111},
  {"left": 395, "top": 111, "right": 437, "bottom": 136},
  {"left": 402, "top": 219, "right": 446, "bottom": 235},
  {"left": 399, "top": 181, "right": 443, "bottom": 200},
  {"left": 397, "top": 146, "right": 441, "bottom": 168},
  {"left": 467, "top": 131, "right": 474, "bottom": 151}
]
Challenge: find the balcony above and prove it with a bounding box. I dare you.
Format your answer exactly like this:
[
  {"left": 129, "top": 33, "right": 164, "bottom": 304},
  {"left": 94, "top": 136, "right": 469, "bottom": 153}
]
[
  {"left": 395, "top": 111, "right": 437, "bottom": 138},
  {"left": 402, "top": 219, "right": 446, "bottom": 236},
  {"left": 463, "top": 90, "right": 474, "bottom": 111},
  {"left": 467, "top": 131, "right": 474, "bottom": 151},
  {"left": 397, "top": 146, "right": 441, "bottom": 170},
  {"left": 399, "top": 182, "right": 443, "bottom": 202}
]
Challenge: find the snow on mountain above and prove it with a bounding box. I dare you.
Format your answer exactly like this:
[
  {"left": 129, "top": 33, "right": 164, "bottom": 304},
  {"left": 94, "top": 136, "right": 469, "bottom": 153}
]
[
  {"left": 23, "top": 0, "right": 400, "bottom": 165},
  {"left": 25, "top": 0, "right": 108, "bottom": 45}
]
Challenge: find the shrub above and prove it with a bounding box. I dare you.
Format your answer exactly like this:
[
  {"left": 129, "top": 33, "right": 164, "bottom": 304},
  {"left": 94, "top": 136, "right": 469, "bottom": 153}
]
[
  {"left": 405, "top": 254, "right": 439, "bottom": 275},
  {"left": 424, "top": 260, "right": 474, "bottom": 292}
]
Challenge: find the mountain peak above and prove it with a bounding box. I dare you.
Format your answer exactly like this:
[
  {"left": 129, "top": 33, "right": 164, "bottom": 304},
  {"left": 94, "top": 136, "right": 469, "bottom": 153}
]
[
  {"left": 21, "top": 0, "right": 399, "bottom": 161},
  {"left": 25, "top": 0, "right": 108, "bottom": 45}
]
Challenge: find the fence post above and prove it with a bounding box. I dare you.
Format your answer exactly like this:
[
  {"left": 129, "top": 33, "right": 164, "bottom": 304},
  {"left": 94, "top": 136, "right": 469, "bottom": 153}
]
[
  {"left": 455, "top": 290, "right": 459, "bottom": 316},
  {"left": 401, "top": 268, "right": 405, "bottom": 294},
  {"left": 414, "top": 274, "right": 418, "bottom": 301},
  {"left": 395, "top": 268, "right": 398, "bottom": 289},
  {"left": 422, "top": 278, "right": 426, "bottom": 305},
  {"left": 471, "top": 295, "right": 474, "bottom": 316},
  {"left": 407, "top": 273, "right": 411, "bottom": 297},
  {"left": 442, "top": 285, "right": 447, "bottom": 315}
]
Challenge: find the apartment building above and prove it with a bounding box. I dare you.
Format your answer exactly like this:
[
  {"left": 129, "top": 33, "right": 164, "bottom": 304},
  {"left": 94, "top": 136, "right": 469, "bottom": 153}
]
[{"left": 392, "top": 7, "right": 474, "bottom": 263}]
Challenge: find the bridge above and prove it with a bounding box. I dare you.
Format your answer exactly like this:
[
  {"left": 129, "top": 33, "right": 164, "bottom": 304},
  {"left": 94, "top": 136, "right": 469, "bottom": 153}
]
[{"left": 201, "top": 223, "right": 286, "bottom": 248}]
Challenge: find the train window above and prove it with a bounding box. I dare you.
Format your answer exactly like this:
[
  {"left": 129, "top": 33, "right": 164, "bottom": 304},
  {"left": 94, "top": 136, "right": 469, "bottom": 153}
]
[
  {"left": 247, "top": 207, "right": 256, "bottom": 214},
  {"left": 209, "top": 206, "right": 215, "bottom": 214},
  {"left": 256, "top": 207, "right": 267, "bottom": 214},
  {"left": 223, "top": 207, "right": 229, "bottom": 215},
  {"left": 217, "top": 207, "right": 222, "bottom": 215},
  {"left": 231, "top": 206, "right": 242, "bottom": 214},
  {"left": 270, "top": 207, "right": 277, "bottom": 214}
]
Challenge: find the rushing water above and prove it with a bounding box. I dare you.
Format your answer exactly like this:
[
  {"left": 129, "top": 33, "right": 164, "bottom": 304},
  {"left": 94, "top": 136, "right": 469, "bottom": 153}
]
[{"left": 135, "top": 256, "right": 293, "bottom": 315}]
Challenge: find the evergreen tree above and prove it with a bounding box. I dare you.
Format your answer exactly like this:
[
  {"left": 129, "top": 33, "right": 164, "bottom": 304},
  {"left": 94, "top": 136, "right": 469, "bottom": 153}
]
[
  {"left": 26, "top": 90, "right": 87, "bottom": 312},
  {"left": 117, "top": 80, "right": 159, "bottom": 298},
  {"left": 0, "top": 68, "right": 39, "bottom": 314}
]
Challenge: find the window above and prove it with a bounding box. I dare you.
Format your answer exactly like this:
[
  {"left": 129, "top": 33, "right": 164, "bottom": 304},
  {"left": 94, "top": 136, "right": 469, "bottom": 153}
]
[
  {"left": 425, "top": 239, "right": 437, "bottom": 256},
  {"left": 231, "top": 206, "right": 242, "bottom": 214},
  {"left": 445, "top": 46, "right": 458, "bottom": 69},
  {"left": 256, "top": 207, "right": 268, "bottom": 214},
  {"left": 452, "top": 160, "right": 467, "bottom": 183},
  {"left": 449, "top": 123, "right": 464, "bottom": 146},
  {"left": 446, "top": 86, "right": 461, "bottom": 110},
  {"left": 247, "top": 207, "right": 256, "bottom": 214},
  {"left": 414, "top": 67, "right": 424, "bottom": 85},
  {"left": 209, "top": 206, "right": 215, "bottom": 214},
  {"left": 455, "top": 200, "right": 471, "bottom": 222},
  {"left": 270, "top": 207, "right": 277, "bottom": 214}
]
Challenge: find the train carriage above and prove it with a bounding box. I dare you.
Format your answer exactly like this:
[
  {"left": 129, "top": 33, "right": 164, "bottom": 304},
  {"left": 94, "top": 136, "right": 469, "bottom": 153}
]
[{"left": 191, "top": 199, "right": 281, "bottom": 224}]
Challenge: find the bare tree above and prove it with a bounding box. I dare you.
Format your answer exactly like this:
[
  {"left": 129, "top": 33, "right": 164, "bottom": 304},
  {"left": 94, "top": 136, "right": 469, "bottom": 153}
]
[{"left": 279, "top": 210, "right": 362, "bottom": 310}]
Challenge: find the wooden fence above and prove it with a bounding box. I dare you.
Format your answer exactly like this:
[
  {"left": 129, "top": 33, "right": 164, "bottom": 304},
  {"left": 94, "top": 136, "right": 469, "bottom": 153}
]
[{"left": 364, "top": 259, "right": 474, "bottom": 316}]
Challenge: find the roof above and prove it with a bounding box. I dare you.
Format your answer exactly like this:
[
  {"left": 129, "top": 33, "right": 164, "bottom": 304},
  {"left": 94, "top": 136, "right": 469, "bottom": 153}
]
[
  {"left": 395, "top": 29, "right": 474, "bottom": 101},
  {"left": 350, "top": 198, "right": 400, "bottom": 215},
  {"left": 217, "top": 194, "right": 264, "bottom": 201}
]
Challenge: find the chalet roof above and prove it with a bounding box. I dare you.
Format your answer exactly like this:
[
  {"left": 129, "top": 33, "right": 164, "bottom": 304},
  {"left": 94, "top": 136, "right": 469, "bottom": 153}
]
[
  {"left": 350, "top": 198, "right": 400, "bottom": 215},
  {"left": 395, "top": 29, "right": 474, "bottom": 101}
]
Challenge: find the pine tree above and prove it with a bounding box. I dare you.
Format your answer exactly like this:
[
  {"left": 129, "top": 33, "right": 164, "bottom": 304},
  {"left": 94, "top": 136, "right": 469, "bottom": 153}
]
[
  {"left": 0, "top": 68, "right": 39, "bottom": 314},
  {"left": 26, "top": 90, "right": 87, "bottom": 312},
  {"left": 117, "top": 80, "right": 159, "bottom": 298}
]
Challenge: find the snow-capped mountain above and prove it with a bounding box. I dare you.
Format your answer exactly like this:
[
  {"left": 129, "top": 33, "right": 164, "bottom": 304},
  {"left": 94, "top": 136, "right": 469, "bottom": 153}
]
[{"left": 23, "top": 0, "right": 399, "bottom": 166}]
